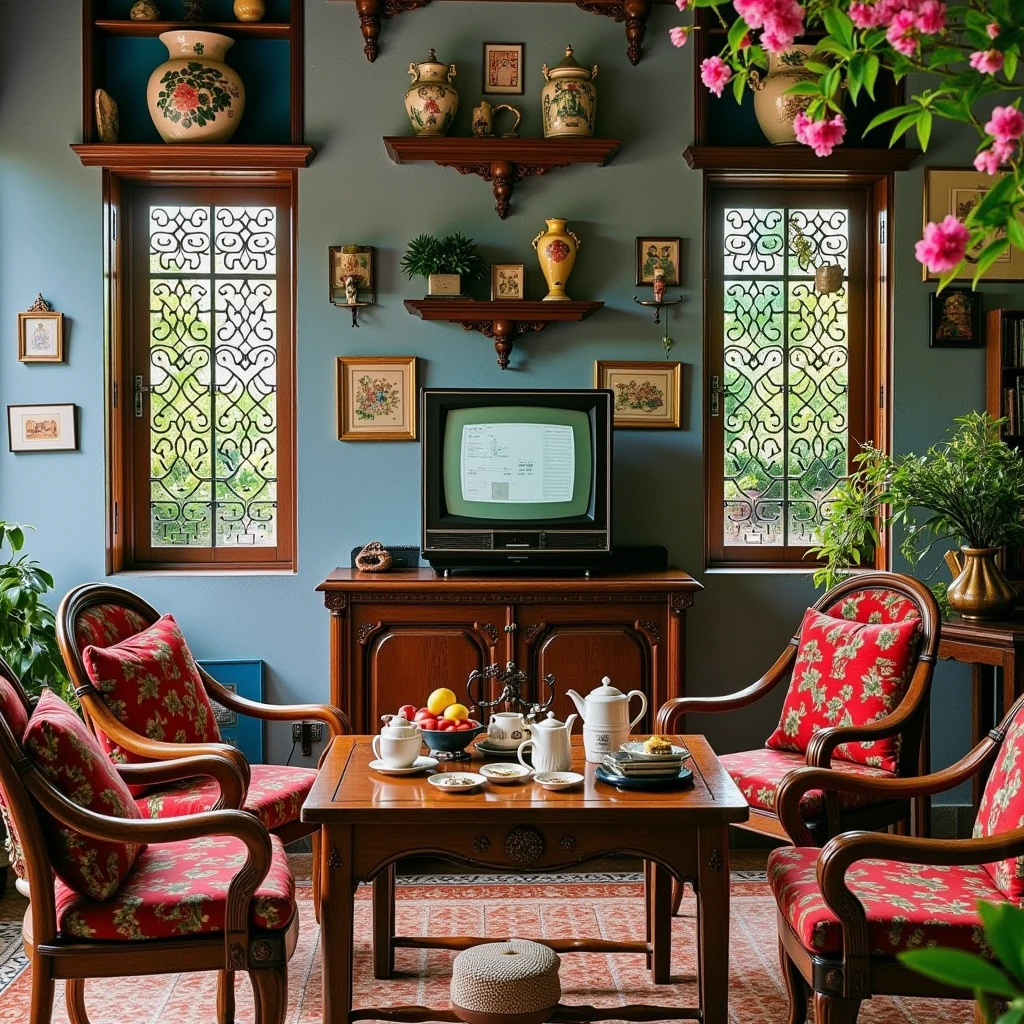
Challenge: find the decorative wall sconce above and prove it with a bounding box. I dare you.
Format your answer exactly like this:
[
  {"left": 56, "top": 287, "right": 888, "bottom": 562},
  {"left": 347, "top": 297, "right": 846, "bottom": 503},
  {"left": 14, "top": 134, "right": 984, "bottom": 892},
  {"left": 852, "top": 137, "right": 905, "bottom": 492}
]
[{"left": 329, "top": 245, "right": 376, "bottom": 327}]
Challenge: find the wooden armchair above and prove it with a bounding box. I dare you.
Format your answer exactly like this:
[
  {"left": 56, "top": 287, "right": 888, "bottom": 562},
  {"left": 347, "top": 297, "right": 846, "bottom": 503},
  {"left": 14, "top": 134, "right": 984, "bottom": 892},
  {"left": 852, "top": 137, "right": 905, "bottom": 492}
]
[
  {"left": 769, "top": 692, "right": 1024, "bottom": 1024},
  {"left": 656, "top": 573, "right": 941, "bottom": 846},
  {"left": 0, "top": 661, "right": 298, "bottom": 1024}
]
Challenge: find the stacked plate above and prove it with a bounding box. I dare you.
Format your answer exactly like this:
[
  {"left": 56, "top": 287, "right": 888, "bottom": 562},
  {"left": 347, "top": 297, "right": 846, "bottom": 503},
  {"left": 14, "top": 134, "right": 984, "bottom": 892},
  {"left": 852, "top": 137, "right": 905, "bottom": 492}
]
[{"left": 596, "top": 740, "right": 692, "bottom": 789}]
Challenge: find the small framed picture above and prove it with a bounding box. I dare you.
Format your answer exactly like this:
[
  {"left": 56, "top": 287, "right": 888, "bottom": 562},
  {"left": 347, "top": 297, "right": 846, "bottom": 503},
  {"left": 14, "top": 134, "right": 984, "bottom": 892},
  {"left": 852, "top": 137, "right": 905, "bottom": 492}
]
[
  {"left": 596, "top": 361, "right": 682, "bottom": 430},
  {"left": 8, "top": 404, "right": 78, "bottom": 452},
  {"left": 483, "top": 42, "right": 524, "bottom": 95},
  {"left": 930, "top": 288, "right": 982, "bottom": 347},
  {"left": 336, "top": 357, "right": 417, "bottom": 442},
  {"left": 491, "top": 263, "right": 525, "bottom": 300},
  {"left": 329, "top": 245, "right": 375, "bottom": 305},
  {"left": 18, "top": 310, "right": 64, "bottom": 363},
  {"left": 635, "top": 237, "right": 681, "bottom": 287}
]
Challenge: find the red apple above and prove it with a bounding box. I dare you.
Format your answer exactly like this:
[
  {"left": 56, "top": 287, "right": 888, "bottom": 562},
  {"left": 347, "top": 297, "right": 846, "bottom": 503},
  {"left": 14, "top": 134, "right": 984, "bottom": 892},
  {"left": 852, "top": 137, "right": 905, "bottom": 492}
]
[
  {"left": 398, "top": 704, "right": 416, "bottom": 721},
  {"left": 414, "top": 709, "right": 436, "bottom": 725},
  {"left": 455, "top": 720, "right": 472, "bottom": 731}
]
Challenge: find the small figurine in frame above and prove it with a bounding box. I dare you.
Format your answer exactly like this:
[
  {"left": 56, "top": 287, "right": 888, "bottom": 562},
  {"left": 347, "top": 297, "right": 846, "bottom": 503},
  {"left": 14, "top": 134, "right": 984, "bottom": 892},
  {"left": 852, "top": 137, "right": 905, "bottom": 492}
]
[
  {"left": 491, "top": 263, "right": 525, "bottom": 300},
  {"left": 18, "top": 295, "right": 64, "bottom": 363},
  {"left": 483, "top": 43, "right": 524, "bottom": 95},
  {"left": 930, "top": 287, "right": 982, "bottom": 347},
  {"left": 635, "top": 237, "right": 681, "bottom": 287},
  {"left": 329, "top": 246, "right": 375, "bottom": 306}
]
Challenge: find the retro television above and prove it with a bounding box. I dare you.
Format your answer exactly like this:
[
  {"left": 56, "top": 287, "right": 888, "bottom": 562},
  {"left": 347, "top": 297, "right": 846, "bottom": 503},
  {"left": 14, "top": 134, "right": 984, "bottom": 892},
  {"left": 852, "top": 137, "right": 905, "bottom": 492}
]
[{"left": 421, "top": 388, "right": 613, "bottom": 573}]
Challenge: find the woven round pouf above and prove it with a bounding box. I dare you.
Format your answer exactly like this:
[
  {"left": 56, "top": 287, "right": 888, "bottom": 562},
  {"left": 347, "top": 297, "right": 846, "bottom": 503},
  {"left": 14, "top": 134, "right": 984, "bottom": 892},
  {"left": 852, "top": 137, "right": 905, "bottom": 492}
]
[{"left": 451, "top": 939, "right": 561, "bottom": 1024}]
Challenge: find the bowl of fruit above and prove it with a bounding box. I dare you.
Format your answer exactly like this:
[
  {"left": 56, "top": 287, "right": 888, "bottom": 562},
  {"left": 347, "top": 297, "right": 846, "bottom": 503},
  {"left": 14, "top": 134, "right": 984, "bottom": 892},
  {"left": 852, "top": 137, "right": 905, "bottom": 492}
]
[{"left": 399, "top": 689, "right": 485, "bottom": 760}]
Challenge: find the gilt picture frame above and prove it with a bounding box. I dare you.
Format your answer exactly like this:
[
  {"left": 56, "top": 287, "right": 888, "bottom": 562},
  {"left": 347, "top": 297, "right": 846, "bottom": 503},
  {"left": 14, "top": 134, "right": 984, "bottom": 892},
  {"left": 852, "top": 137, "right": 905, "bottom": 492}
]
[
  {"left": 490, "top": 263, "right": 525, "bottom": 300},
  {"left": 8, "top": 403, "right": 78, "bottom": 452},
  {"left": 336, "top": 357, "right": 417, "bottom": 441},
  {"left": 635, "top": 237, "right": 681, "bottom": 286},
  {"left": 595, "top": 360, "right": 682, "bottom": 429},
  {"left": 18, "top": 310, "right": 64, "bottom": 363}
]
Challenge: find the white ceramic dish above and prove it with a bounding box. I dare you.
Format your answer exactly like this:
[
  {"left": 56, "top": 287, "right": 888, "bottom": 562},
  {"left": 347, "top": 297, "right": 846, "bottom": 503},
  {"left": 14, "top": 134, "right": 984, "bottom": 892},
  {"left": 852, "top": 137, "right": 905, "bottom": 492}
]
[
  {"left": 427, "top": 772, "right": 487, "bottom": 793},
  {"left": 479, "top": 762, "right": 531, "bottom": 785},
  {"left": 619, "top": 740, "right": 690, "bottom": 762},
  {"left": 369, "top": 755, "right": 438, "bottom": 776},
  {"left": 474, "top": 738, "right": 525, "bottom": 758},
  {"left": 533, "top": 771, "right": 584, "bottom": 791}
]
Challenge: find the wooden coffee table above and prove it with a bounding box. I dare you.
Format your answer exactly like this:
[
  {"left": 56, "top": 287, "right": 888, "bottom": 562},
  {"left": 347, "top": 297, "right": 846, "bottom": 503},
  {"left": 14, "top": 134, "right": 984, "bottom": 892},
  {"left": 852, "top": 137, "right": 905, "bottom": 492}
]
[{"left": 302, "top": 735, "right": 747, "bottom": 1024}]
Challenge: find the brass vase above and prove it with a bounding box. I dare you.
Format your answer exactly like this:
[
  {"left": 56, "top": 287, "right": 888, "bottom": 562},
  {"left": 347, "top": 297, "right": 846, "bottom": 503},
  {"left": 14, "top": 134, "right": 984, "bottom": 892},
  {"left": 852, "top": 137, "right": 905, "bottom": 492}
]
[{"left": 945, "top": 547, "right": 1017, "bottom": 620}]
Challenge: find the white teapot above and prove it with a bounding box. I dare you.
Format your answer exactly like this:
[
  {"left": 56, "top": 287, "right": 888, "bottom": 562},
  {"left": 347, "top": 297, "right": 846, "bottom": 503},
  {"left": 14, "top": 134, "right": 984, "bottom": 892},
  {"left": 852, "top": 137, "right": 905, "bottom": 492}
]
[
  {"left": 373, "top": 713, "right": 422, "bottom": 769},
  {"left": 517, "top": 711, "right": 577, "bottom": 774},
  {"left": 567, "top": 678, "right": 648, "bottom": 763}
]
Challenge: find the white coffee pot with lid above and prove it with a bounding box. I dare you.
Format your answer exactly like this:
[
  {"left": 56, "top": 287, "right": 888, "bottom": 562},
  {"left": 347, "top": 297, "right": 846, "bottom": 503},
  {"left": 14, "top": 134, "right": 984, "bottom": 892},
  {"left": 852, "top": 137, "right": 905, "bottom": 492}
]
[
  {"left": 566, "top": 677, "right": 647, "bottom": 731},
  {"left": 517, "top": 711, "right": 577, "bottom": 774},
  {"left": 373, "top": 713, "right": 423, "bottom": 769}
]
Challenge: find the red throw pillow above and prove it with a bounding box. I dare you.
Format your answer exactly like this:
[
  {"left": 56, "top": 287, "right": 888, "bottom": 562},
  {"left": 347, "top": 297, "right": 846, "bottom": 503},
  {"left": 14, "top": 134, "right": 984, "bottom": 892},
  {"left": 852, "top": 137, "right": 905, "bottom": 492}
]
[
  {"left": 23, "top": 689, "right": 144, "bottom": 901},
  {"left": 975, "top": 706, "right": 1024, "bottom": 901},
  {"left": 81, "top": 614, "right": 221, "bottom": 781},
  {"left": 764, "top": 608, "right": 921, "bottom": 773}
]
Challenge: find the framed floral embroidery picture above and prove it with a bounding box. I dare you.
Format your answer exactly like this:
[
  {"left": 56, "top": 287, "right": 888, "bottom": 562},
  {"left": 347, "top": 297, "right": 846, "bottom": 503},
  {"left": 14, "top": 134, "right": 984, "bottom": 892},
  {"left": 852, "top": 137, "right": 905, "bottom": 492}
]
[
  {"left": 595, "top": 360, "right": 682, "bottom": 429},
  {"left": 336, "top": 356, "right": 417, "bottom": 441}
]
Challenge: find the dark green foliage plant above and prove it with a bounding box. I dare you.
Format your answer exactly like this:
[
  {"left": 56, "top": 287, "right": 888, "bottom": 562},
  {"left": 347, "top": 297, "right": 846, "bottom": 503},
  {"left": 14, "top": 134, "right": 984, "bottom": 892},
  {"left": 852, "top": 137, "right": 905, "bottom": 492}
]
[
  {"left": 400, "top": 233, "right": 485, "bottom": 280},
  {"left": 810, "top": 411, "right": 1024, "bottom": 590}
]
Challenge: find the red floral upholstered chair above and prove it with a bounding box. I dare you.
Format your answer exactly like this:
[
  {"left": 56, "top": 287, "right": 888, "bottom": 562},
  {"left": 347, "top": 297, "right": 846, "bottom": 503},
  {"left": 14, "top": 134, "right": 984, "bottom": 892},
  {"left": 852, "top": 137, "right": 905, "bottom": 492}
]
[
  {"left": 769, "top": 691, "right": 1024, "bottom": 1024},
  {"left": 656, "top": 573, "right": 941, "bottom": 851},
  {"left": 0, "top": 657, "right": 297, "bottom": 1024},
  {"left": 56, "top": 583, "right": 348, "bottom": 917}
]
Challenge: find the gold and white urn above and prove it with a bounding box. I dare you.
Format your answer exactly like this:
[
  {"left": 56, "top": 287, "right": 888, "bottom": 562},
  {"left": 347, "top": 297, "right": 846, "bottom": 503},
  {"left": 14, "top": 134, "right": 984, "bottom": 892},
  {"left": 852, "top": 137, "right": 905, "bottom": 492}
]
[
  {"left": 532, "top": 218, "right": 581, "bottom": 301},
  {"left": 405, "top": 48, "right": 458, "bottom": 137},
  {"left": 541, "top": 45, "right": 597, "bottom": 138}
]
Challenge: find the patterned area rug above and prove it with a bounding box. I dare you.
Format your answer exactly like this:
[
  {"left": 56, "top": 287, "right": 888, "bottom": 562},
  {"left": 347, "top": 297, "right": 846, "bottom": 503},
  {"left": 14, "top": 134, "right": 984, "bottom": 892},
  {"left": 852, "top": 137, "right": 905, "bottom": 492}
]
[{"left": 0, "top": 875, "right": 975, "bottom": 1022}]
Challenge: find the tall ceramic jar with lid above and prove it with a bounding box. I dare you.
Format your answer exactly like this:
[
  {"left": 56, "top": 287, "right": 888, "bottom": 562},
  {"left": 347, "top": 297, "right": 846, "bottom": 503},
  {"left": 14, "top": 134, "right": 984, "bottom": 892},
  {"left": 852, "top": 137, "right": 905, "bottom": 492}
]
[
  {"left": 405, "top": 49, "right": 459, "bottom": 136},
  {"left": 748, "top": 44, "right": 819, "bottom": 145},
  {"left": 541, "top": 45, "right": 598, "bottom": 138}
]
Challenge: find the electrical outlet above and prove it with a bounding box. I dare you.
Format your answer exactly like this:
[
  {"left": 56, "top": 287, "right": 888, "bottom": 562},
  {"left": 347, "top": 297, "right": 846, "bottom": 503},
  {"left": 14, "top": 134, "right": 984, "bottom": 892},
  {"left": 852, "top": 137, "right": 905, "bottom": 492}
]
[{"left": 293, "top": 721, "right": 324, "bottom": 757}]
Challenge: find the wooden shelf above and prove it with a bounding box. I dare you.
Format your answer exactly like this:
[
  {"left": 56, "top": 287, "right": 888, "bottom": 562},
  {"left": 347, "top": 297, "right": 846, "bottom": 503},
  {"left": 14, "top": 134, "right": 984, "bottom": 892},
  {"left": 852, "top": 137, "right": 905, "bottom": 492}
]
[
  {"left": 404, "top": 298, "right": 604, "bottom": 368},
  {"left": 71, "top": 143, "right": 315, "bottom": 170},
  {"left": 329, "top": 0, "right": 677, "bottom": 64},
  {"left": 683, "top": 145, "right": 921, "bottom": 173},
  {"left": 93, "top": 19, "right": 292, "bottom": 38},
  {"left": 384, "top": 136, "right": 621, "bottom": 218}
]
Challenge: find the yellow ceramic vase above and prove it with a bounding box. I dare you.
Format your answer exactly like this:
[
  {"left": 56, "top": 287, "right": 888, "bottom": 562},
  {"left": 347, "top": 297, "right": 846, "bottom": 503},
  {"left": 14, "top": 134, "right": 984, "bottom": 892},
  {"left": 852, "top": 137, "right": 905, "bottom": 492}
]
[{"left": 532, "top": 218, "right": 580, "bottom": 301}]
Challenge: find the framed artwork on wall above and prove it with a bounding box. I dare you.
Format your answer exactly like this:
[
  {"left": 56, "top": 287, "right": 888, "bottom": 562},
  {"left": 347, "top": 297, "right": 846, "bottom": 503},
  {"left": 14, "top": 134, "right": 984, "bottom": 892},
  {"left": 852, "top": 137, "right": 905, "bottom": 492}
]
[
  {"left": 329, "top": 245, "right": 375, "bottom": 306},
  {"left": 635, "top": 237, "right": 681, "bottom": 286},
  {"left": 8, "top": 403, "right": 77, "bottom": 452},
  {"left": 490, "top": 263, "right": 525, "bottom": 299},
  {"left": 595, "top": 361, "right": 682, "bottom": 429},
  {"left": 336, "top": 356, "right": 417, "bottom": 441},
  {"left": 18, "top": 295, "right": 64, "bottom": 363},
  {"left": 929, "top": 288, "right": 982, "bottom": 347},
  {"left": 923, "top": 169, "right": 1024, "bottom": 281},
  {"left": 482, "top": 43, "right": 524, "bottom": 95}
]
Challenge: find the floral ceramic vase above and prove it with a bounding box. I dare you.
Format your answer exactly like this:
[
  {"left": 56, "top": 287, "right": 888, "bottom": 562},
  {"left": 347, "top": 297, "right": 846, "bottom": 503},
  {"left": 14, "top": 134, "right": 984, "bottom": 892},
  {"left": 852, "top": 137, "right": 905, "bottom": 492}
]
[
  {"left": 233, "top": 0, "right": 266, "bottom": 21},
  {"left": 748, "top": 44, "right": 818, "bottom": 145},
  {"left": 147, "top": 31, "right": 245, "bottom": 144},
  {"left": 532, "top": 219, "right": 580, "bottom": 301},
  {"left": 405, "top": 49, "right": 458, "bottom": 137},
  {"left": 541, "top": 45, "right": 597, "bottom": 139}
]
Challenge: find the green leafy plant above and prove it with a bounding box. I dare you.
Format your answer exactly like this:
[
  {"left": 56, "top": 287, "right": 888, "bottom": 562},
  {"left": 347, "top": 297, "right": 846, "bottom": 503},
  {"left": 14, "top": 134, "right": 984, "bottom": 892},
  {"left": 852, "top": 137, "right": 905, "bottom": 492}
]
[
  {"left": 810, "top": 411, "right": 1024, "bottom": 589},
  {"left": 400, "top": 233, "right": 485, "bottom": 280},
  {"left": 0, "top": 521, "right": 68, "bottom": 701}
]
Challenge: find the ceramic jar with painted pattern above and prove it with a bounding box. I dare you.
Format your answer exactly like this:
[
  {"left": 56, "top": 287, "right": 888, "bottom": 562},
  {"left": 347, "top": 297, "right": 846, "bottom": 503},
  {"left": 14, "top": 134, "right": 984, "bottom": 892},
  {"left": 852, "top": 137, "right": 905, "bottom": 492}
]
[
  {"left": 748, "top": 45, "right": 817, "bottom": 145},
  {"left": 405, "top": 49, "right": 458, "bottom": 136},
  {"left": 541, "top": 45, "right": 597, "bottom": 138},
  {"left": 532, "top": 218, "right": 580, "bottom": 301}
]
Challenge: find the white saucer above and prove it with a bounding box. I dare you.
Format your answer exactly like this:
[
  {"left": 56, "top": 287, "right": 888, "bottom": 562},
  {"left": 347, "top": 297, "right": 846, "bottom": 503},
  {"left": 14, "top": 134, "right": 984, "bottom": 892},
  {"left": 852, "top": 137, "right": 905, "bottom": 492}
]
[
  {"left": 533, "top": 771, "right": 584, "bottom": 791},
  {"left": 369, "top": 755, "right": 438, "bottom": 776},
  {"left": 474, "top": 739, "right": 524, "bottom": 758},
  {"left": 619, "top": 740, "right": 690, "bottom": 762},
  {"left": 427, "top": 771, "right": 487, "bottom": 793},
  {"left": 479, "top": 762, "right": 532, "bottom": 785}
]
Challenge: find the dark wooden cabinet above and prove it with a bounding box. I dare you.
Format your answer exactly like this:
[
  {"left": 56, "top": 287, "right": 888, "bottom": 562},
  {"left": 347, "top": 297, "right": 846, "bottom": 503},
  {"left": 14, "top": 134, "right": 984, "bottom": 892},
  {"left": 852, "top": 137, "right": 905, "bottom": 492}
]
[{"left": 317, "top": 569, "right": 702, "bottom": 732}]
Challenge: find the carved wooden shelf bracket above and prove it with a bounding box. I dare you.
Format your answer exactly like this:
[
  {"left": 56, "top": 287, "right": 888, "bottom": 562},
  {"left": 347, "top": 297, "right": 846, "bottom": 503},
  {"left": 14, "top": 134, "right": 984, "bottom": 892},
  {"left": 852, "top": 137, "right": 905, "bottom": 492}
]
[
  {"left": 353, "top": 0, "right": 431, "bottom": 62},
  {"left": 575, "top": 0, "right": 652, "bottom": 65}
]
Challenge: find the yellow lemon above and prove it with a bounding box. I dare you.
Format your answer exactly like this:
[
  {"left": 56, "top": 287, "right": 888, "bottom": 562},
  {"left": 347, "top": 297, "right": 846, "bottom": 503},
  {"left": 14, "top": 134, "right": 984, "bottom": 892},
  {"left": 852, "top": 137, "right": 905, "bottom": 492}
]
[
  {"left": 427, "top": 687, "right": 458, "bottom": 716},
  {"left": 442, "top": 703, "right": 469, "bottom": 722}
]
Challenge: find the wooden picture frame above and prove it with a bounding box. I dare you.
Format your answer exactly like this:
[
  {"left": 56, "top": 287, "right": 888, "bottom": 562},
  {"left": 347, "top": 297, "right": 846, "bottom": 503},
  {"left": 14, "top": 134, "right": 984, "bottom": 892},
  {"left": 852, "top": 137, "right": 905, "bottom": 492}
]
[
  {"left": 336, "top": 357, "right": 417, "bottom": 441},
  {"left": 930, "top": 288, "right": 982, "bottom": 347},
  {"left": 18, "top": 310, "right": 64, "bottom": 363},
  {"left": 635, "top": 237, "right": 681, "bottom": 286},
  {"left": 329, "top": 245, "right": 375, "bottom": 306},
  {"left": 482, "top": 43, "right": 525, "bottom": 95},
  {"left": 595, "top": 361, "right": 682, "bottom": 429},
  {"left": 490, "top": 263, "right": 525, "bottom": 300},
  {"left": 923, "top": 169, "right": 1024, "bottom": 281},
  {"left": 8, "top": 404, "right": 77, "bottom": 452}
]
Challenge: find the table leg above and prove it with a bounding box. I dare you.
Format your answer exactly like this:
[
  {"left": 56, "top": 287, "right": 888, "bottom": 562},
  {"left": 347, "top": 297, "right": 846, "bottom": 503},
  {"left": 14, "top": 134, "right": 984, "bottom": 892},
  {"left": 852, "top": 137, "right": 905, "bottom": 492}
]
[
  {"left": 696, "top": 825, "right": 729, "bottom": 1024},
  {"left": 650, "top": 863, "right": 672, "bottom": 984},
  {"left": 643, "top": 860, "right": 652, "bottom": 970},
  {"left": 373, "top": 863, "right": 397, "bottom": 978},
  {"left": 320, "top": 825, "right": 354, "bottom": 1024}
]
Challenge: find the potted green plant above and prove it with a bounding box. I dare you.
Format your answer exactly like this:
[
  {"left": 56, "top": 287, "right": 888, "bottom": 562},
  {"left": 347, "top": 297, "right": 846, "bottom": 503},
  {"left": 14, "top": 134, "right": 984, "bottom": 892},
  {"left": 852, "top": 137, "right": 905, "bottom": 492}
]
[
  {"left": 401, "top": 232, "right": 485, "bottom": 298},
  {"left": 810, "top": 412, "right": 1024, "bottom": 620}
]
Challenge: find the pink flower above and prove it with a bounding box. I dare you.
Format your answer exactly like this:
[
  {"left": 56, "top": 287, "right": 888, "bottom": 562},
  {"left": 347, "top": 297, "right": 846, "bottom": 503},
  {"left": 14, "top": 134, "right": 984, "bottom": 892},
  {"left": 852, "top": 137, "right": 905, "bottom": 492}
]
[
  {"left": 988, "top": 22, "right": 1000, "bottom": 39},
  {"left": 171, "top": 82, "right": 199, "bottom": 113},
  {"left": 886, "top": 9, "right": 919, "bottom": 55},
  {"left": 974, "top": 141, "right": 1014, "bottom": 175},
  {"left": 669, "top": 25, "right": 691, "bottom": 46},
  {"left": 733, "top": 0, "right": 771, "bottom": 28},
  {"left": 914, "top": 0, "right": 945, "bottom": 35},
  {"left": 763, "top": 5, "right": 805, "bottom": 50},
  {"left": 793, "top": 111, "right": 847, "bottom": 157},
  {"left": 915, "top": 215, "right": 970, "bottom": 274},
  {"left": 985, "top": 106, "right": 1024, "bottom": 144},
  {"left": 849, "top": 1, "right": 884, "bottom": 28},
  {"left": 675, "top": 0, "right": 689, "bottom": 9},
  {"left": 970, "top": 49, "right": 1004, "bottom": 74},
  {"left": 700, "top": 56, "right": 733, "bottom": 97}
]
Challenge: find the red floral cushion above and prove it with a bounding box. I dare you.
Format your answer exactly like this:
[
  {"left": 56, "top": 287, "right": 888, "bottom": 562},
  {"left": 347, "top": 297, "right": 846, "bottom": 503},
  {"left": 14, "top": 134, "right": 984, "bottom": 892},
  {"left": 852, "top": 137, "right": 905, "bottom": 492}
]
[
  {"left": 769, "top": 846, "right": 1000, "bottom": 956},
  {"left": 74, "top": 603, "right": 151, "bottom": 653},
  {"left": 765, "top": 608, "right": 921, "bottom": 772},
  {"left": 974, "top": 708, "right": 1024, "bottom": 901},
  {"left": 824, "top": 587, "right": 923, "bottom": 626},
  {"left": 54, "top": 833, "right": 295, "bottom": 940},
  {"left": 81, "top": 614, "right": 221, "bottom": 788},
  {"left": 135, "top": 763, "right": 317, "bottom": 832},
  {"left": 23, "top": 689, "right": 144, "bottom": 901},
  {"left": 719, "top": 748, "right": 893, "bottom": 817},
  {"left": 0, "top": 676, "right": 30, "bottom": 880}
]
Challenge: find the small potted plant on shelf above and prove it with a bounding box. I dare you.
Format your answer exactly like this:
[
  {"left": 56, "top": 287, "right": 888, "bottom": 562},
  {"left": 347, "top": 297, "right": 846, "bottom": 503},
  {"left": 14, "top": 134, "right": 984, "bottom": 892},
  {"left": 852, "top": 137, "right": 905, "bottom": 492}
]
[
  {"left": 401, "top": 232, "right": 485, "bottom": 298},
  {"left": 810, "top": 411, "right": 1024, "bottom": 621}
]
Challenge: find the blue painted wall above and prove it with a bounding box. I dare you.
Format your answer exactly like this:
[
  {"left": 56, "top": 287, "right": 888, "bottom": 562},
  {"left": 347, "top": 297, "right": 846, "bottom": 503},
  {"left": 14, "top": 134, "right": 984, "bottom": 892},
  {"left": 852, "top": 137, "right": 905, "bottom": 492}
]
[{"left": 1, "top": 0, "right": 1019, "bottom": 795}]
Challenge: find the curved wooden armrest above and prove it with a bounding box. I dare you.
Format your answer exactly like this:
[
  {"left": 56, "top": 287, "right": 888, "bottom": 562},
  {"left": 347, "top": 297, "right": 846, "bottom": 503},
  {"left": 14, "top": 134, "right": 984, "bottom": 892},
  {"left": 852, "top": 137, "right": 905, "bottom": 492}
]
[
  {"left": 777, "top": 736, "right": 1000, "bottom": 846},
  {"left": 114, "top": 753, "right": 246, "bottom": 810},
  {"left": 655, "top": 639, "right": 799, "bottom": 734},
  {"left": 201, "top": 675, "right": 349, "bottom": 737},
  {"left": 27, "top": 775, "right": 273, "bottom": 969}
]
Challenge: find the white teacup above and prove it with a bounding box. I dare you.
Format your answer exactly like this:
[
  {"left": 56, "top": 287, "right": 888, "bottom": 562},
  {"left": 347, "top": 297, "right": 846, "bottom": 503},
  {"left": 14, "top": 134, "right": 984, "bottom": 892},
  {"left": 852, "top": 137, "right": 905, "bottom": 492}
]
[
  {"left": 487, "top": 712, "right": 529, "bottom": 750},
  {"left": 372, "top": 732, "right": 422, "bottom": 769}
]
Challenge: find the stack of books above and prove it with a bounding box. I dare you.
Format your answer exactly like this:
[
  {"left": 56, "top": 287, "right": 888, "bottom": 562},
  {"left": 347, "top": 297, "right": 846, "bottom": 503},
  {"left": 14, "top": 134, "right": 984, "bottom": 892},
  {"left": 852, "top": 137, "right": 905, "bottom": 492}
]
[{"left": 601, "top": 749, "right": 687, "bottom": 779}]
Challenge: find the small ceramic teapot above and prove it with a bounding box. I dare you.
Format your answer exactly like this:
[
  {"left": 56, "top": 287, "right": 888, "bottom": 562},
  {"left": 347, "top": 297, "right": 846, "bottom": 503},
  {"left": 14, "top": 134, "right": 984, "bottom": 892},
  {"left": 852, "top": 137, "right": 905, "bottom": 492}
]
[
  {"left": 567, "top": 677, "right": 647, "bottom": 731},
  {"left": 517, "top": 711, "right": 577, "bottom": 774},
  {"left": 373, "top": 714, "right": 422, "bottom": 769}
]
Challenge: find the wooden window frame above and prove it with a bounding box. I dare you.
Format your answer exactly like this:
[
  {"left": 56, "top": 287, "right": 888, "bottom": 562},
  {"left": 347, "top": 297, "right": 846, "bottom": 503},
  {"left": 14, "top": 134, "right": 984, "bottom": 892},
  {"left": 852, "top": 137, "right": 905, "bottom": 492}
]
[
  {"left": 703, "top": 172, "right": 893, "bottom": 572},
  {"left": 104, "top": 170, "right": 298, "bottom": 574}
]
